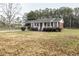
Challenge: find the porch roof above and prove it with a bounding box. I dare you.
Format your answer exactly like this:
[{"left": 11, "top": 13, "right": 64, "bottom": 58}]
[{"left": 25, "top": 18, "right": 63, "bottom": 23}]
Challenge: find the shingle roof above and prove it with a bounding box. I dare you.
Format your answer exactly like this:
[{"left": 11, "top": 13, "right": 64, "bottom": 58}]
[{"left": 26, "top": 18, "right": 63, "bottom": 23}]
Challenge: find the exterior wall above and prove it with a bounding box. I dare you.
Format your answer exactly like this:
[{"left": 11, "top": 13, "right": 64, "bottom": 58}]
[
  {"left": 59, "top": 19, "right": 64, "bottom": 29},
  {"left": 59, "top": 22, "right": 64, "bottom": 29}
]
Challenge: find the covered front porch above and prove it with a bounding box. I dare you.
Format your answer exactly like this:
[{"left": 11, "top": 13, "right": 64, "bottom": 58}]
[{"left": 31, "top": 22, "right": 59, "bottom": 31}]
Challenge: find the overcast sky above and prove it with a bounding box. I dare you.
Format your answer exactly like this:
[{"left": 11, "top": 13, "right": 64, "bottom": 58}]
[
  {"left": 1, "top": 3, "right": 79, "bottom": 17},
  {"left": 21, "top": 3, "right": 79, "bottom": 14}
]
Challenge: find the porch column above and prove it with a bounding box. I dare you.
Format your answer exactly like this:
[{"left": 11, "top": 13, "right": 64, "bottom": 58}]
[
  {"left": 50, "top": 22, "right": 51, "bottom": 28},
  {"left": 38, "top": 23, "right": 40, "bottom": 31},
  {"left": 31, "top": 23, "right": 32, "bottom": 27},
  {"left": 42, "top": 22, "right": 44, "bottom": 31},
  {"left": 57, "top": 22, "right": 58, "bottom": 28},
  {"left": 43, "top": 22, "right": 45, "bottom": 28},
  {"left": 33, "top": 23, "right": 35, "bottom": 28},
  {"left": 53, "top": 22, "right": 54, "bottom": 28}
]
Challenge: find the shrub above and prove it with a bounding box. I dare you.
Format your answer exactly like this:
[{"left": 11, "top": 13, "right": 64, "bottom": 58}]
[{"left": 21, "top": 27, "right": 26, "bottom": 31}]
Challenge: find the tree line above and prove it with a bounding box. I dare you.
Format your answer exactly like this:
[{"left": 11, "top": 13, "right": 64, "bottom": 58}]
[{"left": 23, "top": 7, "right": 79, "bottom": 28}]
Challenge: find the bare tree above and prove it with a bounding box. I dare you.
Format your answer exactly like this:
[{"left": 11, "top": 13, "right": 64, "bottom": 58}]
[
  {"left": 0, "top": 3, "right": 21, "bottom": 29},
  {"left": 0, "top": 15, "right": 6, "bottom": 26}
]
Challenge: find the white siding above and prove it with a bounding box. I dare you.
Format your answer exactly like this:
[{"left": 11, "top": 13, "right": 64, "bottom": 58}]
[{"left": 59, "top": 19, "right": 64, "bottom": 23}]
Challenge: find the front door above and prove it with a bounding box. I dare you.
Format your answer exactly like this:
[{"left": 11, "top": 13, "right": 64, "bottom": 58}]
[{"left": 40, "top": 23, "right": 42, "bottom": 31}]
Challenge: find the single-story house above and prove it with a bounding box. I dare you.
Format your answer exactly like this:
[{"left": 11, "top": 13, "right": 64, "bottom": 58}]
[{"left": 21, "top": 18, "right": 64, "bottom": 32}]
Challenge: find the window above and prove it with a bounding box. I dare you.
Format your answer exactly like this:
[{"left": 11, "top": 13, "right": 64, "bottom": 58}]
[
  {"left": 47, "top": 22, "right": 50, "bottom": 26},
  {"left": 51, "top": 22, "right": 53, "bottom": 26},
  {"left": 35, "top": 23, "right": 36, "bottom": 26},
  {"left": 44, "top": 22, "right": 46, "bottom": 26}
]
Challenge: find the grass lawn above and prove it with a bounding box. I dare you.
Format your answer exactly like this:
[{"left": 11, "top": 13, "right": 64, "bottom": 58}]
[{"left": 0, "top": 29, "right": 79, "bottom": 56}]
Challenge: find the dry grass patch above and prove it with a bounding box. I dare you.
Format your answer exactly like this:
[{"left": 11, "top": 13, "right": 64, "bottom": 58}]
[{"left": 0, "top": 29, "right": 79, "bottom": 55}]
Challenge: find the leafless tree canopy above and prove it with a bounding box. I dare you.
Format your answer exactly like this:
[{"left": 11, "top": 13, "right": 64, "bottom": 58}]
[{"left": 0, "top": 3, "right": 21, "bottom": 26}]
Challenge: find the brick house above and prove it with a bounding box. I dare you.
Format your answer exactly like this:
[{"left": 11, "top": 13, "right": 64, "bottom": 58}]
[{"left": 21, "top": 18, "right": 64, "bottom": 32}]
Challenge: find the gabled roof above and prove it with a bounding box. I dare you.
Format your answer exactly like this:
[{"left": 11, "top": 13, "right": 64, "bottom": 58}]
[{"left": 26, "top": 18, "right": 63, "bottom": 23}]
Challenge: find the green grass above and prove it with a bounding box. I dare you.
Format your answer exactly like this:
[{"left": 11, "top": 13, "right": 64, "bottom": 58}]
[{"left": 0, "top": 29, "right": 79, "bottom": 56}]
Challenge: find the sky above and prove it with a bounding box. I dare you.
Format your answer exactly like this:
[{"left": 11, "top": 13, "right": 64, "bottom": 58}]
[
  {"left": 1, "top": 3, "right": 79, "bottom": 17},
  {"left": 21, "top": 3, "right": 79, "bottom": 15}
]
